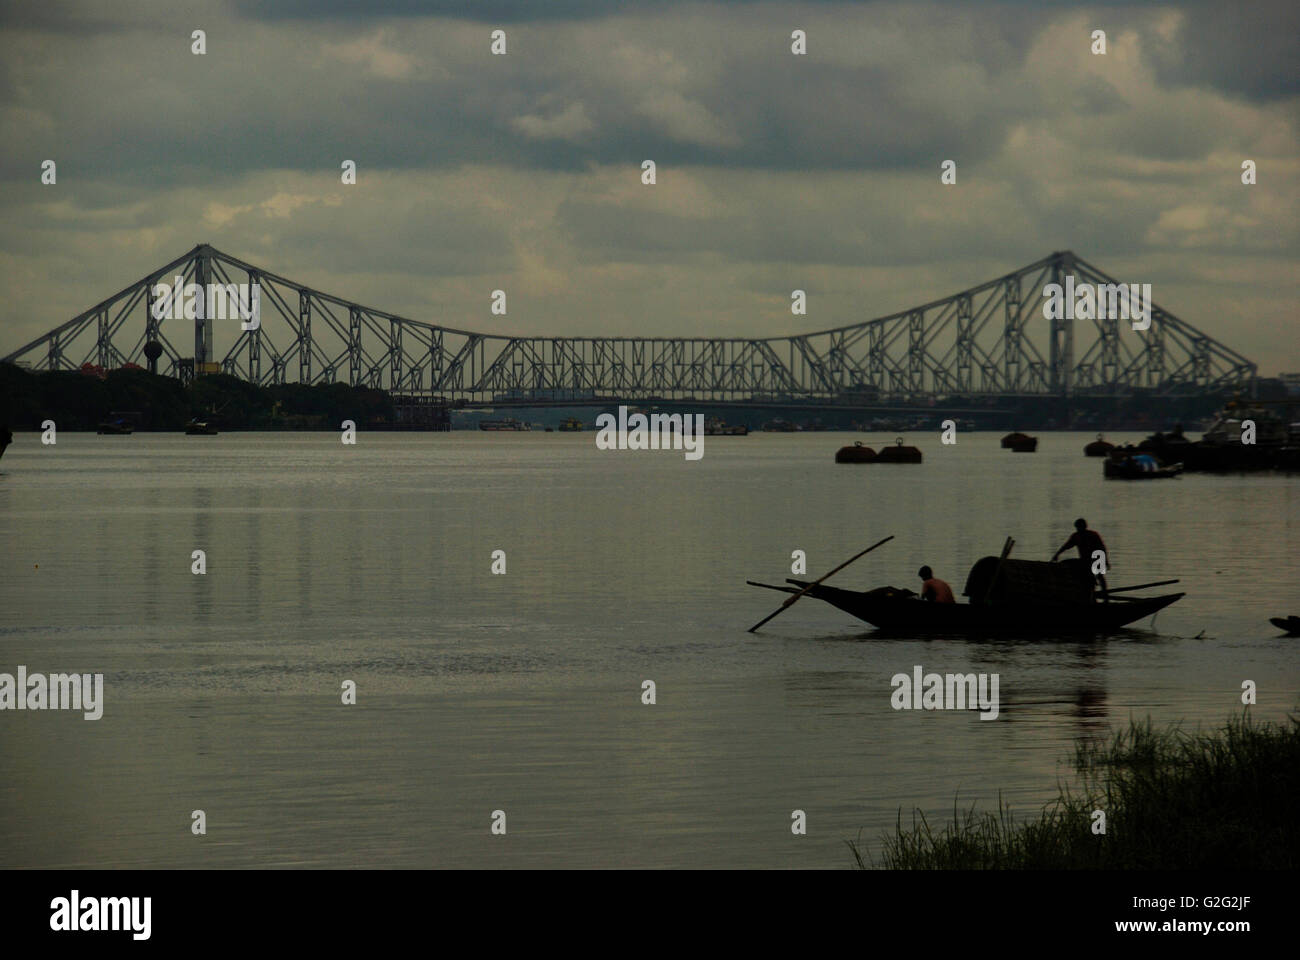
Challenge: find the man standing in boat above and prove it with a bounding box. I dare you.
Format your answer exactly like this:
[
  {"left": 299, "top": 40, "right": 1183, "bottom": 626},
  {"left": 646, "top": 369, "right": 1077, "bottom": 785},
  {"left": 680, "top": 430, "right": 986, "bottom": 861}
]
[
  {"left": 1051, "top": 518, "right": 1110, "bottom": 599},
  {"left": 917, "top": 566, "right": 955, "bottom": 603}
]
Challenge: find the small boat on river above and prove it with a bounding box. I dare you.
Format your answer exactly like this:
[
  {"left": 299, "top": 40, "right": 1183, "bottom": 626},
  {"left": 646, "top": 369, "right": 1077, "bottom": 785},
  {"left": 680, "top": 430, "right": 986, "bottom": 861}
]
[
  {"left": 97, "top": 418, "right": 133, "bottom": 435},
  {"left": 876, "top": 437, "right": 922, "bottom": 463},
  {"left": 705, "top": 417, "right": 749, "bottom": 436},
  {"left": 1104, "top": 451, "right": 1182, "bottom": 480},
  {"left": 748, "top": 552, "right": 1182, "bottom": 634},
  {"left": 1084, "top": 434, "right": 1115, "bottom": 456},
  {"left": 1269, "top": 616, "right": 1300, "bottom": 635},
  {"left": 835, "top": 441, "right": 876, "bottom": 463},
  {"left": 479, "top": 418, "right": 530, "bottom": 431}
]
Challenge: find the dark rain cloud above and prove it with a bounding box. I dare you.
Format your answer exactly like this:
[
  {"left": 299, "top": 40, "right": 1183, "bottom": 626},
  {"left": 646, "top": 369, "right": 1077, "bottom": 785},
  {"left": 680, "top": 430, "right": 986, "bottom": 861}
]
[{"left": 1145, "top": 0, "right": 1300, "bottom": 101}]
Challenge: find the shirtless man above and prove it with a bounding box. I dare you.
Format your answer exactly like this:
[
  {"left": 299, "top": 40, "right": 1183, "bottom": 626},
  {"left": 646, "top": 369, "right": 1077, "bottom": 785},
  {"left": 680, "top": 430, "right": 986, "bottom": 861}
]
[{"left": 917, "top": 566, "right": 955, "bottom": 603}]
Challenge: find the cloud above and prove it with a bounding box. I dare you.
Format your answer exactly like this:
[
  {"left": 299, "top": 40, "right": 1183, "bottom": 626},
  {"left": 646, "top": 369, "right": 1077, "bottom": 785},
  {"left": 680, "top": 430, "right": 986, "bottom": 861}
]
[
  {"left": 510, "top": 101, "right": 594, "bottom": 141},
  {"left": 320, "top": 29, "right": 418, "bottom": 80},
  {"left": 0, "top": 0, "right": 1296, "bottom": 375},
  {"left": 204, "top": 191, "right": 343, "bottom": 227}
]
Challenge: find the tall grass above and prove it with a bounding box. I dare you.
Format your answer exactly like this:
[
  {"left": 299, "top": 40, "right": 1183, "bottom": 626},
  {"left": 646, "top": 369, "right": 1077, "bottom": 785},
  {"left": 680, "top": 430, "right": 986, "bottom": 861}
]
[{"left": 849, "top": 712, "right": 1299, "bottom": 869}]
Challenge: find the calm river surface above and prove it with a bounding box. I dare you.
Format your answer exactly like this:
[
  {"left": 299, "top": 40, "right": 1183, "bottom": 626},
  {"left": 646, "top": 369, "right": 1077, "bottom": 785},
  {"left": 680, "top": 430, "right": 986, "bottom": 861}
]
[{"left": 1, "top": 430, "right": 1296, "bottom": 868}]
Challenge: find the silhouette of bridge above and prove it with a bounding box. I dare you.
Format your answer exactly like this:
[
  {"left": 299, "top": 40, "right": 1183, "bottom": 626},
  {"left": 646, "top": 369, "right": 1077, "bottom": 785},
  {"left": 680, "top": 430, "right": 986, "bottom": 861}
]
[{"left": 2, "top": 245, "right": 1256, "bottom": 405}]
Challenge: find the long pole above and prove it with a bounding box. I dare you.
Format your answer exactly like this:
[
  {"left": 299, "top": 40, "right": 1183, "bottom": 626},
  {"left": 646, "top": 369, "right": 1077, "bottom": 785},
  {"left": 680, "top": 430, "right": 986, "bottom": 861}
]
[
  {"left": 1097, "top": 579, "right": 1180, "bottom": 595},
  {"left": 747, "top": 535, "right": 894, "bottom": 633}
]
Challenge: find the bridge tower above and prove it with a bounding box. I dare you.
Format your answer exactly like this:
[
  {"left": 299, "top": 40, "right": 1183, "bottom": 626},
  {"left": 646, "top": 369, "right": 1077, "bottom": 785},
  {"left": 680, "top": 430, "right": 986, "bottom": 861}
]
[
  {"left": 1049, "top": 251, "right": 1074, "bottom": 397},
  {"left": 194, "top": 247, "right": 214, "bottom": 373}
]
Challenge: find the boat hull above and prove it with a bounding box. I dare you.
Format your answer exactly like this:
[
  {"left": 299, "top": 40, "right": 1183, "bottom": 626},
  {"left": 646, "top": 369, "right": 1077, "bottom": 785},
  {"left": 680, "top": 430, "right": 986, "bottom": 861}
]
[
  {"left": 1104, "top": 459, "right": 1183, "bottom": 480},
  {"left": 783, "top": 580, "right": 1184, "bottom": 633}
]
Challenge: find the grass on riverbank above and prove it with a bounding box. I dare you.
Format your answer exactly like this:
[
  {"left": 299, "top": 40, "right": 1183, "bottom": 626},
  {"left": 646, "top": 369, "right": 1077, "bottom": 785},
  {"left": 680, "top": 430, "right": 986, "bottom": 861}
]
[{"left": 850, "top": 712, "right": 1299, "bottom": 869}]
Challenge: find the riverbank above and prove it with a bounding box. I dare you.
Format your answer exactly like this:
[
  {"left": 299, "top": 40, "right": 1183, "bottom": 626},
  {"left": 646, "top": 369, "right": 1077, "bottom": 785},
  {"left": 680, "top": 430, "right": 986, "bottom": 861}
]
[
  {"left": 0, "top": 364, "right": 392, "bottom": 431},
  {"left": 853, "top": 712, "right": 1298, "bottom": 869}
]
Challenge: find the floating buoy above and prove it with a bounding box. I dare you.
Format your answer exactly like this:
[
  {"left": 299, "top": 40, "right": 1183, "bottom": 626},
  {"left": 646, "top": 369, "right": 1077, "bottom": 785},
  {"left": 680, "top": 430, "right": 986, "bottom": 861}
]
[
  {"left": 1084, "top": 433, "right": 1115, "bottom": 457},
  {"left": 834, "top": 441, "right": 877, "bottom": 463},
  {"left": 876, "top": 437, "right": 922, "bottom": 463}
]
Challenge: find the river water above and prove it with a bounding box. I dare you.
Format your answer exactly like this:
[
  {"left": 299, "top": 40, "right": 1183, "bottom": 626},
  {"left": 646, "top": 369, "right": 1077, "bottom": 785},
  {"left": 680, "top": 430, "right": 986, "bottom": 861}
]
[{"left": 1, "top": 430, "right": 1296, "bottom": 868}]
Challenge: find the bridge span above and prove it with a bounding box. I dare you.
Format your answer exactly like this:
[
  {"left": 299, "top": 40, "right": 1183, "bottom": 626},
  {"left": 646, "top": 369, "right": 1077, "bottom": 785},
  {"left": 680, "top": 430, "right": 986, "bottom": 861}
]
[{"left": 3, "top": 245, "right": 1256, "bottom": 404}]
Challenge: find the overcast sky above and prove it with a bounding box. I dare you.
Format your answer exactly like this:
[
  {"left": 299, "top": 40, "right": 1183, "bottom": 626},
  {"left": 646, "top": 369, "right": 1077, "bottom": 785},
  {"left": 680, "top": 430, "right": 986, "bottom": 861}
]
[{"left": 1, "top": 0, "right": 1296, "bottom": 374}]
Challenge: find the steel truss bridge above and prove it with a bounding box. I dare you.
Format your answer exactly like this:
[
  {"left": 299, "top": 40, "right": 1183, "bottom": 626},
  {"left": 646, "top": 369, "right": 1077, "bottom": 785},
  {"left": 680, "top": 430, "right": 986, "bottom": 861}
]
[{"left": 3, "top": 244, "right": 1256, "bottom": 403}]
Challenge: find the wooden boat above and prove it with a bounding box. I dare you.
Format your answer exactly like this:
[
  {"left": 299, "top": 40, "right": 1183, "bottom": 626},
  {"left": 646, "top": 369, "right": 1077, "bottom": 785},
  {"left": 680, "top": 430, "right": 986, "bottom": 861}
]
[
  {"left": 1269, "top": 616, "right": 1300, "bottom": 635},
  {"left": 748, "top": 555, "right": 1183, "bottom": 634},
  {"left": 835, "top": 441, "right": 876, "bottom": 463},
  {"left": 756, "top": 581, "right": 1183, "bottom": 632},
  {"left": 1001, "top": 431, "right": 1033, "bottom": 449},
  {"left": 1084, "top": 434, "right": 1114, "bottom": 456},
  {"left": 876, "top": 437, "right": 922, "bottom": 463},
  {"left": 1104, "top": 451, "right": 1182, "bottom": 479}
]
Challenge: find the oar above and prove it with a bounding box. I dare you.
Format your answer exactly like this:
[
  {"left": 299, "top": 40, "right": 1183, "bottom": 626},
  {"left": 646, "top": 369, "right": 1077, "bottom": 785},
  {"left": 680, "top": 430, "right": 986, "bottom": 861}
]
[
  {"left": 747, "top": 535, "right": 894, "bottom": 633},
  {"left": 1098, "top": 579, "right": 1180, "bottom": 595},
  {"left": 746, "top": 580, "right": 800, "bottom": 594}
]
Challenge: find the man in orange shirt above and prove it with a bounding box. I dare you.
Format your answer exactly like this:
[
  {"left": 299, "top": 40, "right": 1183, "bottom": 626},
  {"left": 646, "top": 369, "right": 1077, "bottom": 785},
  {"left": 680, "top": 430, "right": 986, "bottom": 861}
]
[{"left": 917, "top": 566, "right": 956, "bottom": 603}]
